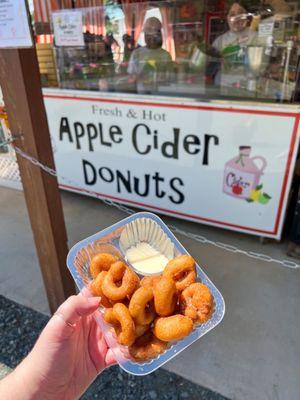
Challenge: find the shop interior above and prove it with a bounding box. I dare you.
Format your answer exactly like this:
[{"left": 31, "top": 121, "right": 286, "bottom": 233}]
[{"left": 32, "top": 0, "right": 300, "bottom": 104}]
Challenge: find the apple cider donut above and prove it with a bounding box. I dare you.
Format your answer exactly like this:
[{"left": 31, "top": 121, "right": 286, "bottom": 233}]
[
  {"left": 129, "top": 286, "right": 155, "bottom": 325},
  {"left": 90, "top": 253, "right": 119, "bottom": 279},
  {"left": 140, "top": 275, "right": 161, "bottom": 288},
  {"left": 104, "top": 303, "right": 136, "bottom": 346},
  {"left": 153, "top": 276, "right": 177, "bottom": 317},
  {"left": 102, "top": 261, "right": 140, "bottom": 301},
  {"left": 135, "top": 324, "right": 150, "bottom": 338},
  {"left": 129, "top": 331, "right": 167, "bottom": 361},
  {"left": 90, "top": 271, "right": 112, "bottom": 308},
  {"left": 163, "top": 255, "right": 196, "bottom": 292},
  {"left": 153, "top": 315, "right": 193, "bottom": 342},
  {"left": 181, "top": 282, "right": 213, "bottom": 324}
]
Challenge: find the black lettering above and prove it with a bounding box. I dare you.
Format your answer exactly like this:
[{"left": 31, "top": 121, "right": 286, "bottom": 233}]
[
  {"left": 132, "top": 124, "right": 151, "bottom": 155},
  {"left": 143, "top": 110, "right": 152, "bottom": 120},
  {"left": 59, "top": 117, "right": 73, "bottom": 142},
  {"left": 134, "top": 175, "right": 150, "bottom": 197},
  {"left": 110, "top": 125, "right": 123, "bottom": 144},
  {"left": 99, "top": 167, "right": 114, "bottom": 182},
  {"left": 116, "top": 170, "right": 132, "bottom": 193},
  {"left": 203, "top": 134, "right": 219, "bottom": 165},
  {"left": 82, "top": 159, "right": 97, "bottom": 185},
  {"left": 153, "top": 130, "right": 158, "bottom": 149},
  {"left": 152, "top": 172, "right": 166, "bottom": 198},
  {"left": 183, "top": 135, "right": 201, "bottom": 155},
  {"left": 169, "top": 177, "right": 185, "bottom": 204},
  {"left": 86, "top": 123, "right": 98, "bottom": 152},
  {"left": 161, "top": 128, "right": 179, "bottom": 159},
  {"left": 98, "top": 123, "right": 112, "bottom": 147},
  {"left": 74, "top": 122, "right": 85, "bottom": 150}
]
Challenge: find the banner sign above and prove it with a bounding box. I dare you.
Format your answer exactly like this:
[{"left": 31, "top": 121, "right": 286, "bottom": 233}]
[{"left": 43, "top": 89, "right": 300, "bottom": 238}]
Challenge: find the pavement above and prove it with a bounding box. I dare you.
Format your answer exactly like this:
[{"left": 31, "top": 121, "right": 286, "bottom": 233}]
[{"left": 0, "top": 186, "right": 300, "bottom": 400}]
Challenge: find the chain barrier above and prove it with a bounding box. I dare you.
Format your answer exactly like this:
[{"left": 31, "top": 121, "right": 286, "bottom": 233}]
[
  {"left": 0, "top": 139, "right": 296, "bottom": 270},
  {"left": 0, "top": 137, "right": 16, "bottom": 149}
]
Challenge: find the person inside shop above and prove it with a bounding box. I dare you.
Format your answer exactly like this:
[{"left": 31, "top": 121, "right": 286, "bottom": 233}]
[
  {"left": 188, "top": 32, "right": 220, "bottom": 76},
  {"left": 123, "top": 33, "right": 136, "bottom": 62},
  {"left": 127, "top": 17, "right": 173, "bottom": 93},
  {"left": 208, "top": 0, "right": 258, "bottom": 91},
  {"left": 118, "top": 34, "right": 137, "bottom": 75},
  {"left": 97, "top": 33, "right": 120, "bottom": 91},
  {"left": 104, "top": 32, "right": 120, "bottom": 65},
  {"left": 0, "top": 293, "right": 116, "bottom": 399}
]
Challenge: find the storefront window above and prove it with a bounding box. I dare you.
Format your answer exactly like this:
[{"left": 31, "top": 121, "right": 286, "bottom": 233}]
[{"left": 34, "top": 0, "right": 300, "bottom": 103}]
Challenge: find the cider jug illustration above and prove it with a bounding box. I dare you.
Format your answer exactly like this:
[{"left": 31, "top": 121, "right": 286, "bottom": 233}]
[{"left": 223, "top": 146, "right": 267, "bottom": 200}]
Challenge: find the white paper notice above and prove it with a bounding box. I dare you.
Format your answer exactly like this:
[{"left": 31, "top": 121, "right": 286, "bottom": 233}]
[
  {"left": 258, "top": 22, "right": 274, "bottom": 37},
  {"left": 0, "top": 0, "right": 32, "bottom": 48},
  {"left": 52, "top": 11, "right": 84, "bottom": 47}
]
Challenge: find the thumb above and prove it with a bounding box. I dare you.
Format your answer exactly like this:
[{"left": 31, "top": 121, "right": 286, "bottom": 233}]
[
  {"left": 40, "top": 294, "right": 101, "bottom": 341},
  {"left": 55, "top": 294, "right": 101, "bottom": 325}
]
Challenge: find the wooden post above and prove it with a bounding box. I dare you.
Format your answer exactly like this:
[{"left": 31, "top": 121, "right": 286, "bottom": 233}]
[{"left": 0, "top": 47, "right": 76, "bottom": 313}]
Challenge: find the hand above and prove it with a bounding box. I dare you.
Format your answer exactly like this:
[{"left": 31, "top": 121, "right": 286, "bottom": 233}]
[{"left": 0, "top": 293, "right": 116, "bottom": 400}]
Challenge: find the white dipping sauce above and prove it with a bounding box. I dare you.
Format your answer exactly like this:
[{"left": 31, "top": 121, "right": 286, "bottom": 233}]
[{"left": 126, "top": 242, "right": 169, "bottom": 274}]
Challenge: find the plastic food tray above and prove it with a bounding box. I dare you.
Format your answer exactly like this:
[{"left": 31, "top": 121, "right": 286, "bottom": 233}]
[{"left": 67, "top": 212, "right": 225, "bottom": 376}]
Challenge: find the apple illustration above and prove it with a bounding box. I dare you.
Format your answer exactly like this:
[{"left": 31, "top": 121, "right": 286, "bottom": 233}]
[{"left": 232, "top": 184, "right": 243, "bottom": 195}]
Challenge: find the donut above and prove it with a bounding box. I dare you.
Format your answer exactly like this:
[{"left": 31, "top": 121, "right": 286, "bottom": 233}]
[
  {"left": 90, "top": 253, "right": 119, "bottom": 279},
  {"left": 104, "top": 303, "right": 136, "bottom": 346},
  {"left": 135, "top": 324, "right": 150, "bottom": 338},
  {"left": 90, "top": 271, "right": 112, "bottom": 308},
  {"left": 102, "top": 261, "right": 140, "bottom": 301},
  {"left": 163, "top": 255, "right": 196, "bottom": 292},
  {"left": 181, "top": 283, "right": 213, "bottom": 324},
  {"left": 129, "top": 286, "right": 155, "bottom": 325},
  {"left": 140, "top": 275, "right": 161, "bottom": 288},
  {"left": 129, "top": 331, "right": 167, "bottom": 361},
  {"left": 153, "top": 315, "right": 193, "bottom": 342},
  {"left": 153, "top": 276, "right": 177, "bottom": 317}
]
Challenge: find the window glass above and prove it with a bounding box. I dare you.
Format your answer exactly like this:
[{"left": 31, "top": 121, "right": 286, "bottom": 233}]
[{"left": 34, "top": 0, "right": 300, "bottom": 104}]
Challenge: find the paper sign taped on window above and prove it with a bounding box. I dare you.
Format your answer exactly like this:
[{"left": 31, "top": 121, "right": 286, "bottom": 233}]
[
  {"left": 52, "top": 11, "right": 84, "bottom": 47},
  {"left": 0, "top": 0, "right": 32, "bottom": 48},
  {"left": 258, "top": 22, "right": 274, "bottom": 37}
]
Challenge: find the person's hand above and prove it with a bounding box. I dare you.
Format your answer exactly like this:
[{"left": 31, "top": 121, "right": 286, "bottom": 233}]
[{"left": 1, "top": 293, "right": 116, "bottom": 400}]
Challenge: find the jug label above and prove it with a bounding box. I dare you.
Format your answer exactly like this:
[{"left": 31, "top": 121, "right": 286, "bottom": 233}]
[
  {"left": 223, "top": 147, "right": 272, "bottom": 205},
  {"left": 223, "top": 167, "right": 253, "bottom": 199}
]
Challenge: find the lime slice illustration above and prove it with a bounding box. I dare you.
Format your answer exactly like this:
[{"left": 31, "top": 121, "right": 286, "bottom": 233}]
[{"left": 258, "top": 193, "right": 271, "bottom": 205}]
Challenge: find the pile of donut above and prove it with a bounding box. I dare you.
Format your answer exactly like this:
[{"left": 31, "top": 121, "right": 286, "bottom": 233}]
[{"left": 89, "top": 252, "right": 214, "bottom": 361}]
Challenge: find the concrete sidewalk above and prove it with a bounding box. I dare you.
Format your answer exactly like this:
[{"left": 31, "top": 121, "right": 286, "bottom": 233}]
[{"left": 0, "top": 186, "right": 299, "bottom": 400}]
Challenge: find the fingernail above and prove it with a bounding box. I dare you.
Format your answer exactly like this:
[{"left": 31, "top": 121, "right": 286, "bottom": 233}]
[{"left": 87, "top": 296, "right": 101, "bottom": 306}]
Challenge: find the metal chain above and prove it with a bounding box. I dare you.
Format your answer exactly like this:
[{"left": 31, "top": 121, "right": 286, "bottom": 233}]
[
  {"left": 11, "top": 144, "right": 300, "bottom": 270},
  {"left": 0, "top": 137, "right": 16, "bottom": 149}
]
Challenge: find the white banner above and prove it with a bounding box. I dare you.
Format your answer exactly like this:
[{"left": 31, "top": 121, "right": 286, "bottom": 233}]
[{"left": 43, "top": 89, "right": 300, "bottom": 238}]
